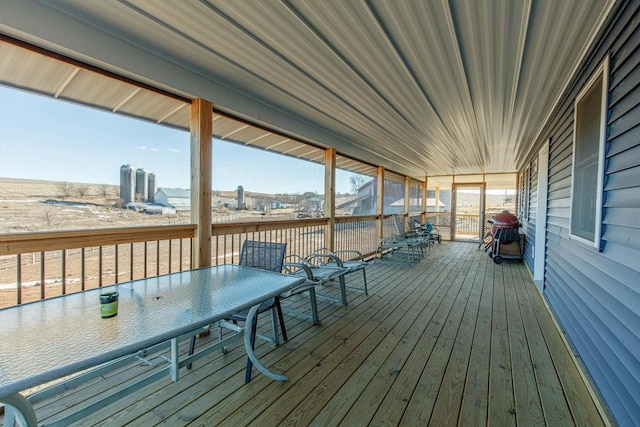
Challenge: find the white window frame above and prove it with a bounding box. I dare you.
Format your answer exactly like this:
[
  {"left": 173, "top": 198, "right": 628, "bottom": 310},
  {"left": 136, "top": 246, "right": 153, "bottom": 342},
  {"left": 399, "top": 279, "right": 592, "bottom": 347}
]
[{"left": 569, "top": 56, "right": 609, "bottom": 250}]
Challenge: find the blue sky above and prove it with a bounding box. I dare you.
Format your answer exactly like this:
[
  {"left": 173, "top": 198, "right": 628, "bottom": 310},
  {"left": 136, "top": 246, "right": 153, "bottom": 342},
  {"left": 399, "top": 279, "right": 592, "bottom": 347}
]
[{"left": 0, "top": 86, "right": 346, "bottom": 194}]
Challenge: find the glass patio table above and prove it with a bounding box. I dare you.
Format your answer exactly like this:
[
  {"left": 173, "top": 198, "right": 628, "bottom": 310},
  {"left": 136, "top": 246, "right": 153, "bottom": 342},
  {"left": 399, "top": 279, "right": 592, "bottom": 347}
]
[{"left": 0, "top": 264, "right": 304, "bottom": 427}]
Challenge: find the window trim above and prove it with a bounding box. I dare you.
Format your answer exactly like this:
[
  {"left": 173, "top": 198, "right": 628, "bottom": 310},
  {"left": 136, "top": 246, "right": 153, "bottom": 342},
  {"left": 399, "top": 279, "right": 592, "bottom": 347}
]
[
  {"left": 518, "top": 166, "right": 530, "bottom": 222},
  {"left": 569, "top": 56, "right": 609, "bottom": 250}
]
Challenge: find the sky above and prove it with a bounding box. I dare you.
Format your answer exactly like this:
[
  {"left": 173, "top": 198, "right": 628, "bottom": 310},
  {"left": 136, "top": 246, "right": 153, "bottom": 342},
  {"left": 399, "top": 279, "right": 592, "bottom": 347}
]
[{"left": 0, "top": 86, "right": 350, "bottom": 194}]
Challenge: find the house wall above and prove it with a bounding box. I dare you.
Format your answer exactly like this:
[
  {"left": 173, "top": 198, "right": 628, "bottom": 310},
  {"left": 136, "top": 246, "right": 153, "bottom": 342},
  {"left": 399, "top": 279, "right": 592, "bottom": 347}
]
[{"left": 518, "top": 1, "right": 640, "bottom": 424}]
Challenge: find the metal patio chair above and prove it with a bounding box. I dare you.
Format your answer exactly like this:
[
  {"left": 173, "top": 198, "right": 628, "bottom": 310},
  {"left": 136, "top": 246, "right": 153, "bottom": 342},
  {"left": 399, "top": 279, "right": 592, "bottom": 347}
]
[
  {"left": 411, "top": 219, "right": 441, "bottom": 245},
  {"left": 392, "top": 214, "right": 430, "bottom": 254},
  {"left": 377, "top": 234, "right": 423, "bottom": 266},
  {"left": 189, "top": 240, "right": 288, "bottom": 382},
  {"left": 283, "top": 253, "right": 350, "bottom": 317},
  {"left": 305, "top": 248, "right": 368, "bottom": 297}
]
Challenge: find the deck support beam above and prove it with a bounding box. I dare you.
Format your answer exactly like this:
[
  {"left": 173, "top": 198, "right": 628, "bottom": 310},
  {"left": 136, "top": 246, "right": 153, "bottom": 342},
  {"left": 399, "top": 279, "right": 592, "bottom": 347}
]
[
  {"left": 422, "top": 177, "right": 428, "bottom": 224},
  {"left": 404, "top": 176, "right": 411, "bottom": 231},
  {"left": 324, "top": 147, "right": 336, "bottom": 251},
  {"left": 376, "top": 166, "right": 384, "bottom": 240},
  {"left": 190, "top": 98, "right": 212, "bottom": 268}
]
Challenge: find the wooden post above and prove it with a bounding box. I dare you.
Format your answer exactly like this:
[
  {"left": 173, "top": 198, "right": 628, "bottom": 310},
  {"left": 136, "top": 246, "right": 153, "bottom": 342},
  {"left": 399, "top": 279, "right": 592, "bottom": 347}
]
[
  {"left": 376, "top": 166, "right": 384, "bottom": 240},
  {"left": 190, "top": 99, "right": 212, "bottom": 268},
  {"left": 404, "top": 176, "right": 411, "bottom": 231},
  {"left": 422, "top": 176, "right": 428, "bottom": 224},
  {"left": 324, "top": 147, "right": 336, "bottom": 251}
]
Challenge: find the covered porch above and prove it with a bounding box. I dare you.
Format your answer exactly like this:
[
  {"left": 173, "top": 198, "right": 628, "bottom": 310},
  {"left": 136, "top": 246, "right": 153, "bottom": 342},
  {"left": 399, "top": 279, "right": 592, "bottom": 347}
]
[
  {"left": 10, "top": 242, "right": 605, "bottom": 426},
  {"left": 2, "top": 0, "right": 635, "bottom": 424}
]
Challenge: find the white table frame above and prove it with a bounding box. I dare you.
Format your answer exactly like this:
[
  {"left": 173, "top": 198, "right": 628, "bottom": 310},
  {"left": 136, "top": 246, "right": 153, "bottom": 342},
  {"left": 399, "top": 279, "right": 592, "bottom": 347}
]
[{"left": 0, "top": 265, "right": 303, "bottom": 427}]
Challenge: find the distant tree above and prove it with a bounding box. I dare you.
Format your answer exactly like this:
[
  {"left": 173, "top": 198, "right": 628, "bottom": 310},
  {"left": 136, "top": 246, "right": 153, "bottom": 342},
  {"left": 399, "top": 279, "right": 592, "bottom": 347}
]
[
  {"left": 283, "top": 193, "right": 302, "bottom": 204},
  {"left": 56, "top": 182, "right": 74, "bottom": 199},
  {"left": 254, "top": 195, "right": 270, "bottom": 207},
  {"left": 302, "top": 191, "right": 316, "bottom": 199},
  {"left": 43, "top": 210, "right": 53, "bottom": 227},
  {"left": 77, "top": 185, "right": 90, "bottom": 198},
  {"left": 99, "top": 184, "right": 112, "bottom": 197},
  {"left": 349, "top": 175, "right": 369, "bottom": 194}
]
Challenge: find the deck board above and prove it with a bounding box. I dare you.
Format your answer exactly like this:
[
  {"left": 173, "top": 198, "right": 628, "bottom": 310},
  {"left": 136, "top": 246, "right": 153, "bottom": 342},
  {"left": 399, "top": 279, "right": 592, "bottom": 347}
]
[
  {"left": 2, "top": 242, "right": 609, "bottom": 426},
  {"left": 428, "top": 245, "right": 485, "bottom": 426},
  {"left": 458, "top": 245, "right": 493, "bottom": 426},
  {"left": 505, "top": 260, "right": 546, "bottom": 425}
]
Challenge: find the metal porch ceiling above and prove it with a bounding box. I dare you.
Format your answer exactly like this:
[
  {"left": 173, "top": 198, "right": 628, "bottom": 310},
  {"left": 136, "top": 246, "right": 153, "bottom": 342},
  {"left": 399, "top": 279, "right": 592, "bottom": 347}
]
[
  {"left": 0, "top": 38, "right": 339, "bottom": 172},
  {"left": 0, "top": 0, "right": 614, "bottom": 178}
]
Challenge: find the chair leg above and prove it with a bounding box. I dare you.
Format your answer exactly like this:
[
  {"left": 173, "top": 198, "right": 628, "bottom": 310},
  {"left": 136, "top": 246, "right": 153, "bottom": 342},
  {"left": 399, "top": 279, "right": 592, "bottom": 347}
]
[
  {"left": 245, "top": 316, "right": 258, "bottom": 382},
  {"left": 308, "top": 287, "right": 319, "bottom": 325},
  {"left": 361, "top": 268, "right": 368, "bottom": 295},
  {"left": 186, "top": 335, "right": 196, "bottom": 370},
  {"left": 275, "top": 298, "right": 288, "bottom": 341},
  {"left": 339, "top": 275, "right": 348, "bottom": 305},
  {"left": 270, "top": 308, "right": 280, "bottom": 346}
]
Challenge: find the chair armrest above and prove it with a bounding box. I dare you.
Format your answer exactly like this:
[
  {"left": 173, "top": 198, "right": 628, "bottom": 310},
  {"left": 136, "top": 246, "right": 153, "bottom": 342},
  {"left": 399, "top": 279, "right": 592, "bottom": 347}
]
[
  {"left": 332, "top": 249, "right": 364, "bottom": 261},
  {"left": 380, "top": 235, "right": 405, "bottom": 244},
  {"left": 283, "top": 281, "right": 317, "bottom": 298},
  {"left": 283, "top": 260, "right": 315, "bottom": 280},
  {"left": 305, "top": 252, "right": 343, "bottom": 267}
]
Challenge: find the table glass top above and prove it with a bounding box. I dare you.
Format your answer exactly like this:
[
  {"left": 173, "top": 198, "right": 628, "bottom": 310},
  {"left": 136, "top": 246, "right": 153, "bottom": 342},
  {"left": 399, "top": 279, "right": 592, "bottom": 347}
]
[{"left": 0, "top": 265, "right": 303, "bottom": 395}]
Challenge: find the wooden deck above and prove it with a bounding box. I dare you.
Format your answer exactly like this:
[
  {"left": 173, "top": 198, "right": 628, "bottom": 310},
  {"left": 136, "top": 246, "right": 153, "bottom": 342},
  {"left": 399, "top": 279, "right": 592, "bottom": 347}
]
[{"left": 9, "top": 242, "right": 609, "bottom": 426}]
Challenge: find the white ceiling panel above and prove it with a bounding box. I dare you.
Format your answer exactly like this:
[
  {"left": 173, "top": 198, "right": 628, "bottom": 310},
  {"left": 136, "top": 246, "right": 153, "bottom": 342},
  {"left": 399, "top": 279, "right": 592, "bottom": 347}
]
[{"left": 0, "top": 0, "right": 615, "bottom": 178}]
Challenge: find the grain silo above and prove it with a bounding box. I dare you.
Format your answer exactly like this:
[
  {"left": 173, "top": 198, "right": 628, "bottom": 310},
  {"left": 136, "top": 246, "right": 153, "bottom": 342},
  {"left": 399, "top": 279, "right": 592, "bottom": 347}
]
[
  {"left": 119, "top": 164, "right": 135, "bottom": 204},
  {"left": 147, "top": 173, "right": 156, "bottom": 203},
  {"left": 237, "top": 185, "right": 244, "bottom": 210},
  {"left": 135, "top": 168, "right": 148, "bottom": 202}
]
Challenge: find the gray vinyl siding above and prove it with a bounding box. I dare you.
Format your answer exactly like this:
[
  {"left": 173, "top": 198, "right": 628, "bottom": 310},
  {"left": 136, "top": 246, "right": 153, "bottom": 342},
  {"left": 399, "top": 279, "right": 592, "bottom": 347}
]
[
  {"left": 522, "top": 161, "right": 537, "bottom": 271},
  {"left": 518, "top": 1, "right": 640, "bottom": 425}
]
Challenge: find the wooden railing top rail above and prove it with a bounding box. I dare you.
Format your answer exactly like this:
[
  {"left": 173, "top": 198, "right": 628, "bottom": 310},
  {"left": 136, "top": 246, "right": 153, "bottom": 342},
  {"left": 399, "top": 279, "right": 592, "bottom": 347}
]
[
  {"left": 211, "top": 218, "right": 328, "bottom": 236},
  {"left": 335, "top": 215, "right": 377, "bottom": 223},
  {"left": 210, "top": 215, "right": 382, "bottom": 236},
  {"left": 0, "top": 213, "right": 445, "bottom": 256},
  {"left": 0, "top": 224, "right": 197, "bottom": 256}
]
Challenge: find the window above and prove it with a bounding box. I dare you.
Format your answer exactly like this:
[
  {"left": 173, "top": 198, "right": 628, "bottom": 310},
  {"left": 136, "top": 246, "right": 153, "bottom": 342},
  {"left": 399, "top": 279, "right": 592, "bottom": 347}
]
[
  {"left": 383, "top": 171, "right": 405, "bottom": 214},
  {"left": 212, "top": 139, "right": 324, "bottom": 221},
  {"left": 335, "top": 158, "right": 376, "bottom": 216},
  {"left": 409, "top": 179, "right": 423, "bottom": 213},
  {"left": 570, "top": 57, "right": 608, "bottom": 248}
]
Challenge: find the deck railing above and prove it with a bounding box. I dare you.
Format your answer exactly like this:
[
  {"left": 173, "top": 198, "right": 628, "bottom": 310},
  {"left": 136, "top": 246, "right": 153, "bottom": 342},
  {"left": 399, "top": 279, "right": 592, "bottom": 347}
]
[
  {"left": 0, "top": 225, "right": 195, "bottom": 308},
  {"left": 334, "top": 215, "right": 378, "bottom": 256},
  {"left": 425, "top": 212, "right": 453, "bottom": 240},
  {"left": 209, "top": 216, "right": 381, "bottom": 265},
  {"left": 210, "top": 218, "right": 328, "bottom": 265},
  {"left": 1, "top": 212, "right": 496, "bottom": 308},
  {"left": 0, "top": 216, "right": 386, "bottom": 308},
  {"left": 1, "top": 213, "right": 499, "bottom": 308}
]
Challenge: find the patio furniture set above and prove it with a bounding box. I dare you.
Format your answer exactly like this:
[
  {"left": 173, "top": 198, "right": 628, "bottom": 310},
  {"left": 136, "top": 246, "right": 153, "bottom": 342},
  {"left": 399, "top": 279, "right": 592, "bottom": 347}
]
[
  {"left": 0, "top": 240, "right": 369, "bottom": 426},
  {"left": 376, "top": 215, "right": 441, "bottom": 266}
]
